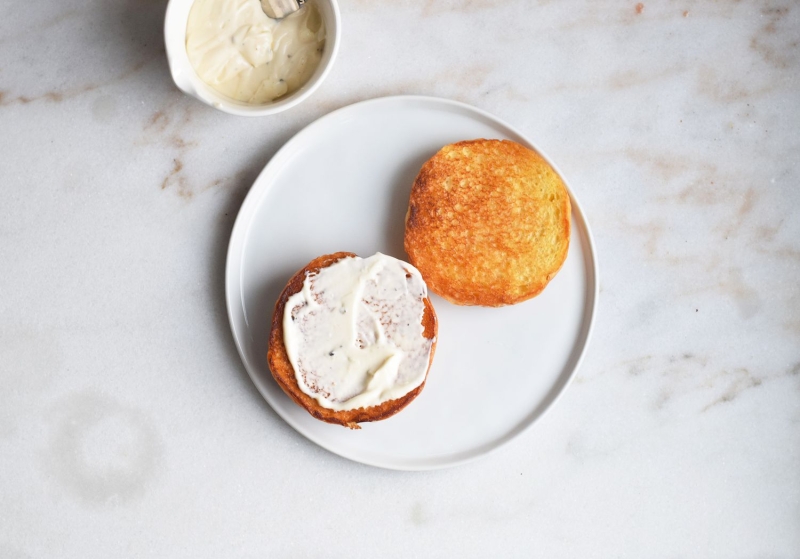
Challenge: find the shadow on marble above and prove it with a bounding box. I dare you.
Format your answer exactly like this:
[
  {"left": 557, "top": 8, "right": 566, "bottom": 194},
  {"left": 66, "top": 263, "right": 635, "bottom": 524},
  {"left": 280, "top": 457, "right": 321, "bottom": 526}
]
[
  {"left": 96, "top": 0, "right": 171, "bottom": 76},
  {"left": 208, "top": 159, "right": 276, "bottom": 406},
  {"left": 0, "top": 0, "right": 171, "bottom": 105}
]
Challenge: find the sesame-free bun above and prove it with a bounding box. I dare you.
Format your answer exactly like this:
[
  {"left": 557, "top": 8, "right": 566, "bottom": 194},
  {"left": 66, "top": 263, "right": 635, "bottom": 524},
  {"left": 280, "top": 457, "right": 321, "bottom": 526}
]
[
  {"left": 267, "top": 252, "right": 438, "bottom": 429},
  {"left": 404, "top": 139, "right": 571, "bottom": 306}
]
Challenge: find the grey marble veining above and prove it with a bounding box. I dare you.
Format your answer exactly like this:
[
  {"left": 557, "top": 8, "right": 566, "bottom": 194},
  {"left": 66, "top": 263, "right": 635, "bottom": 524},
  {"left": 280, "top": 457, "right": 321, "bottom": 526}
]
[{"left": 1, "top": 0, "right": 798, "bottom": 556}]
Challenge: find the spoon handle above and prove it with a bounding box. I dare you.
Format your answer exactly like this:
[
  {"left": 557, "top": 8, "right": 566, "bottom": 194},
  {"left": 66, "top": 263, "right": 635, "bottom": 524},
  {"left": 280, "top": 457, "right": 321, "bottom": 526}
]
[{"left": 261, "top": 0, "right": 305, "bottom": 19}]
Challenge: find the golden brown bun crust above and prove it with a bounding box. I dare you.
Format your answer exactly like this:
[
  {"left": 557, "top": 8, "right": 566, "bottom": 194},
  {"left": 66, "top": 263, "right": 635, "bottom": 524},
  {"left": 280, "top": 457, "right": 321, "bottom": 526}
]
[
  {"left": 267, "top": 252, "right": 438, "bottom": 429},
  {"left": 404, "top": 139, "right": 571, "bottom": 306}
]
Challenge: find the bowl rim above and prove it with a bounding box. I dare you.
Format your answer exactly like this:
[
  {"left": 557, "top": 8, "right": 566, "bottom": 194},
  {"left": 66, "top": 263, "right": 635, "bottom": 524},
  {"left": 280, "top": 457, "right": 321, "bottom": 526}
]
[{"left": 163, "top": 0, "right": 341, "bottom": 116}]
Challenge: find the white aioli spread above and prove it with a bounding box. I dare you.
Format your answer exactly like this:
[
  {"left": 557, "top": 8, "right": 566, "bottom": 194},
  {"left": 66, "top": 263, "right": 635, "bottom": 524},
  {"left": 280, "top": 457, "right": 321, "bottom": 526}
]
[
  {"left": 283, "top": 254, "right": 434, "bottom": 411},
  {"left": 185, "top": 0, "right": 325, "bottom": 104}
]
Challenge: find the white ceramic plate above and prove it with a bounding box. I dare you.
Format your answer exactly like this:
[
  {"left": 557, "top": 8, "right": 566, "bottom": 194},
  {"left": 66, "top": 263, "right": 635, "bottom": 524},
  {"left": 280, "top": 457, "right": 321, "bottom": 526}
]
[{"left": 226, "top": 96, "right": 598, "bottom": 470}]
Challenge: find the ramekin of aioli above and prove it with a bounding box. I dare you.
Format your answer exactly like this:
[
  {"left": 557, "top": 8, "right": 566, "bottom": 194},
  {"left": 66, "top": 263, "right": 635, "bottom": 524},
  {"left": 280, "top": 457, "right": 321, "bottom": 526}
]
[{"left": 164, "top": 0, "right": 340, "bottom": 116}]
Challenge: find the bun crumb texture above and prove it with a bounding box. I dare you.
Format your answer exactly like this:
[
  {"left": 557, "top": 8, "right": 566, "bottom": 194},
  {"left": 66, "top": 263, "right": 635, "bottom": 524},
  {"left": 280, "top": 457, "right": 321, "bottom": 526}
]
[{"left": 404, "top": 139, "right": 571, "bottom": 307}]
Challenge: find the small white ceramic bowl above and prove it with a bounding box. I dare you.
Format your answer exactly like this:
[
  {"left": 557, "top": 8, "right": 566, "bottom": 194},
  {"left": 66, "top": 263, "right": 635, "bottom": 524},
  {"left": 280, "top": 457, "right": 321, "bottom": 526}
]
[{"left": 164, "top": 0, "right": 340, "bottom": 116}]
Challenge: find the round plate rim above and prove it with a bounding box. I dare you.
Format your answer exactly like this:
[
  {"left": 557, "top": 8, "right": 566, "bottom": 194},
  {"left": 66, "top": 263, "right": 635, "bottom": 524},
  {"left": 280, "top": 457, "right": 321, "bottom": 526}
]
[{"left": 225, "top": 95, "right": 599, "bottom": 471}]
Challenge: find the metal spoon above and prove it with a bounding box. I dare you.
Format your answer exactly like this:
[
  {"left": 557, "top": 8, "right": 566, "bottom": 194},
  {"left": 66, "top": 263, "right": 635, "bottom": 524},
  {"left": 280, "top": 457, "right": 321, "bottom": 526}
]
[{"left": 261, "top": 0, "right": 305, "bottom": 19}]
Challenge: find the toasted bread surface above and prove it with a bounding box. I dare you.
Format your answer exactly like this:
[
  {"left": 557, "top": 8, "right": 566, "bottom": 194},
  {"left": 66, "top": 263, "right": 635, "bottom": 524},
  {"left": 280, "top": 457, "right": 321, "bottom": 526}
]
[
  {"left": 404, "top": 139, "right": 571, "bottom": 306},
  {"left": 267, "top": 252, "right": 438, "bottom": 429}
]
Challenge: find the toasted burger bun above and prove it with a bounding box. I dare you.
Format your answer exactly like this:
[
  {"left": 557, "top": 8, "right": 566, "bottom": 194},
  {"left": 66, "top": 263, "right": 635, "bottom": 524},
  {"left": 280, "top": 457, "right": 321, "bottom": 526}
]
[
  {"left": 267, "top": 252, "right": 438, "bottom": 429},
  {"left": 404, "top": 139, "right": 571, "bottom": 307}
]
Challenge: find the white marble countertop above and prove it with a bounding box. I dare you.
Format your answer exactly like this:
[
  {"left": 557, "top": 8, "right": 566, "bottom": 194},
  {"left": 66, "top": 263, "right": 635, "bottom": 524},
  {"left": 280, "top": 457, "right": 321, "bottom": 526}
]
[{"left": 1, "top": 0, "right": 799, "bottom": 556}]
